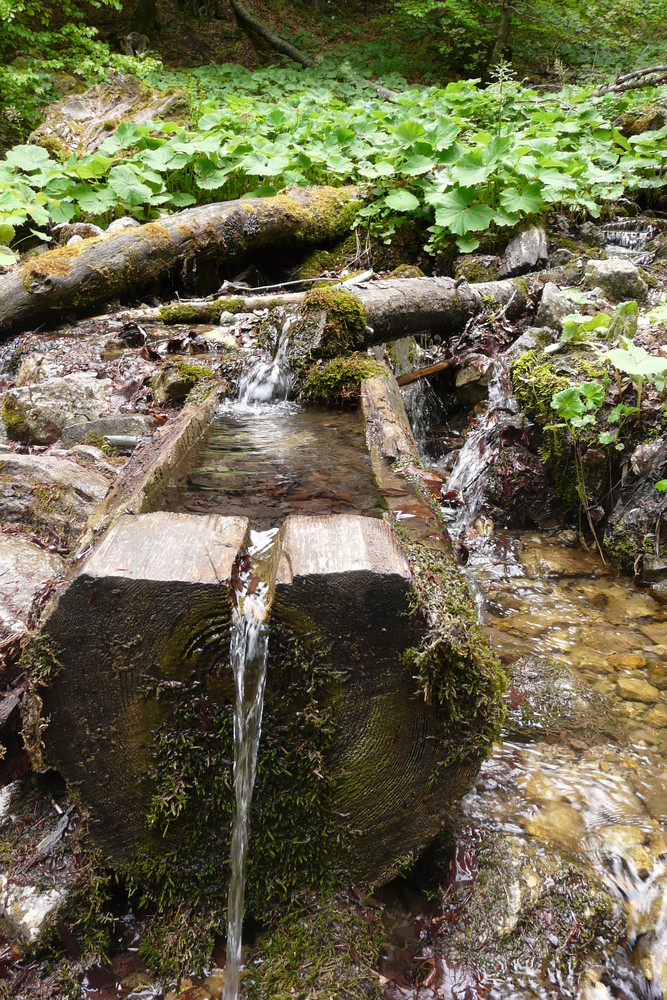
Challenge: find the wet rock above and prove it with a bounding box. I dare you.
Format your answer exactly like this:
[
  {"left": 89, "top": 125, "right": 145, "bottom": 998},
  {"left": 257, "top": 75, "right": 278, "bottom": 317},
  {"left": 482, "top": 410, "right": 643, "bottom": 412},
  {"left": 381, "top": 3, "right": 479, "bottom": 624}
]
[
  {"left": 151, "top": 360, "right": 214, "bottom": 406},
  {"left": 1, "top": 372, "right": 112, "bottom": 444},
  {"left": 484, "top": 445, "right": 560, "bottom": 529},
  {"left": 106, "top": 216, "right": 142, "bottom": 235},
  {"left": 455, "top": 356, "right": 495, "bottom": 408},
  {"left": 0, "top": 778, "right": 79, "bottom": 948},
  {"left": 631, "top": 439, "right": 667, "bottom": 478},
  {"left": 0, "top": 532, "right": 64, "bottom": 639},
  {"left": 501, "top": 329, "right": 540, "bottom": 363},
  {"left": 550, "top": 247, "right": 575, "bottom": 267},
  {"left": 52, "top": 222, "right": 103, "bottom": 244},
  {"left": 608, "top": 652, "right": 647, "bottom": 671},
  {"left": 617, "top": 105, "right": 667, "bottom": 137},
  {"left": 616, "top": 675, "right": 660, "bottom": 704},
  {"left": 535, "top": 281, "right": 589, "bottom": 330},
  {"left": 520, "top": 536, "right": 610, "bottom": 578},
  {"left": 60, "top": 414, "right": 156, "bottom": 448},
  {"left": 498, "top": 226, "right": 548, "bottom": 278},
  {"left": 522, "top": 800, "right": 586, "bottom": 851},
  {"left": 0, "top": 452, "right": 110, "bottom": 547},
  {"left": 644, "top": 703, "right": 667, "bottom": 727},
  {"left": 604, "top": 472, "right": 667, "bottom": 574},
  {"left": 583, "top": 258, "right": 648, "bottom": 302},
  {"left": 647, "top": 660, "right": 667, "bottom": 690},
  {"left": 642, "top": 555, "right": 667, "bottom": 585}
]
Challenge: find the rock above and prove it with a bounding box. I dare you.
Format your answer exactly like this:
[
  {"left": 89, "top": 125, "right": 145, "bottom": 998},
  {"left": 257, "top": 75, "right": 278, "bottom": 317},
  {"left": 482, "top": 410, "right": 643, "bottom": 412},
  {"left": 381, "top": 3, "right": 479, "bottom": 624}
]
[
  {"left": 523, "top": 800, "right": 586, "bottom": 851},
  {"left": 501, "top": 329, "right": 539, "bottom": 363},
  {"left": 205, "top": 329, "right": 239, "bottom": 351},
  {"left": 604, "top": 473, "right": 667, "bottom": 574},
  {"left": 59, "top": 414, "right": 156, "bottom": 448},
  {"left": 644, "top": 702, "right": 667, "bottom": 728},
  {"left": 151, "top": 361, "right": 213, "bottom": 406},
  {"left": 454, "top": 254, "right": 501, "bottom": 283},
  {"left": 642, "top": 555, "right": 667, "bottom": 584},
  {"left": 455, "top": 356, "right": 495, "bottom": 408},
  {"left": 498, "top": 226, "right": 548, "bottom": 278},
  {"left": 0, "top": 778, "right": 79, "bottom": 948},
  {"left": 616, "top": 675, "right": 660, "bottom": 704},
  {"left": 535, "top": 282, "right": 586, "bottom": 330},
  {"left": 0, "top": 532, "right": 65, "bottom": 640},
  {"left": 583, "top": 258, "right": 648, "bottom": 302},
  {"left": 0, "top": 452, "right": 111, "bottom": 547},
  {"left": 106, "top": 216, "right": 142, "bottom": 235},
  {"left": 617, "top": 105, "right": 667, "bottom": 137},
  {"left": 15, "top": 354, "right": 59, "bottom": 387},
  {"left": 1, "top": 372, "right": 112, "bottom": 444},
  {"left": 631, "top": 439, "right": 667, "bottom": 477},
  {"left": 647, "top": 660, "right": 667, "bottom": 690},
  {"left": 550, "top": 248, "right": 575, "bottom": 267},
  {"left": 52, "top": 222, "right": 103, "bottom": 244}
]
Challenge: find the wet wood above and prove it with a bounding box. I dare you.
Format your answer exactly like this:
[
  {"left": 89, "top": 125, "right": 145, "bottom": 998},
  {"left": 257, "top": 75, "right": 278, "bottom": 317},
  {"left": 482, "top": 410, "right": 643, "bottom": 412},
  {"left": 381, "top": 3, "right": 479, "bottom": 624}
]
[
  {"left": 396, "top": 358, "right": 454, "bottom": 387},
  {"left": 0, "top": 186, "right": 362, "bottom": 338},
  {"left": 361, "top": 374, "right": 420, "bottom": 465}
]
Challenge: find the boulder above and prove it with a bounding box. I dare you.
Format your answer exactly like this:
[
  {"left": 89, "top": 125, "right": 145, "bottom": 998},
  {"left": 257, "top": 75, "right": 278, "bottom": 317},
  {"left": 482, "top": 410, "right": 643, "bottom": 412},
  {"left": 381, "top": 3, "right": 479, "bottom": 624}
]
[
  {"left": 52, "top": 222, "right": 104, "bottom": 244},
  {"left": 535, "top": 282, "right": 590, "bottom": 330},
  {"left": 59, "top": 414, "right": 156, "bottom": 448},
  {"left": 0, "top": 532, "right": 65, "bottom": 640},
  {"left": 498, "top": 226, "right": 548, "bottom": 278},
  {"left": 583, "top": 258, "right": 648, "bottom": 302},
  {"left": 0, "top": 452, "right": 111, "bottom": 547},
  {"left": 1, "top": 372, "right": 112, "bottom": 444}
]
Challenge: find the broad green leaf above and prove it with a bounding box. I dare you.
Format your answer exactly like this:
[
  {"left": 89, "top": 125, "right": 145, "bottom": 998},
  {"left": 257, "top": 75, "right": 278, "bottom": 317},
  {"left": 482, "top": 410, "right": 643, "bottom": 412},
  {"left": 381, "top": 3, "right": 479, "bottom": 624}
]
[
  {"left": 456, "top": 235, "right": 480, "bottom": 253},
  {"left": 395, "top": 120, "right": 425, "bottom": 143},
  {"left": 4, "top": 145, "right": 54, "bottom": 171},
  {"left": 74, "top": 156, "right": 112, "bottom": 180},
  {"left": 168, "top": 192, "right": 197, "bottom": 207},
  {"left": 400, "top": 154, "right": 436, "bottom": 176},
  {"left": 108, "top": 165, "right": 154, "bottom": 207},
  {"left": 384, "top": 189, "right": 420, "bottom": 212},
  {"left": 602, "top": 341, "right": 667, "bottom": 378},
  {"left": 450, "top": 151, "right": 491, "bottom": 186},
  {"left": 0, "top": 245, "right": 18, "bottom": 267},
  {"left": 655, "top": 480, "right": 667, "bottom": 492},
  {"left": 0, "top": 223, "right": 14, "bottom": 245},
  {"left": 551, "top": 387, "right": 585, "bottom": 421},
  {"left": 499, "top": 184, "right": 542, "bottom": 214},
  {"left": 434, "top": 187, "right": 494, "bottom": 236},
  {"left": 579, "top": 381, "right": 605, "bottom": 410}
]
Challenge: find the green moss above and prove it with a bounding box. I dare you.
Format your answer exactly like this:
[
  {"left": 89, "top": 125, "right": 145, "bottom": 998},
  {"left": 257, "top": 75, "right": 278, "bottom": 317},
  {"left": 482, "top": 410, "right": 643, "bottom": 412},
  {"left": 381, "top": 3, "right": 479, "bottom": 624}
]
[
  {"left": 1, "top": 394, "right": 31, "bottom": 441},
  {"left": 398, "top": 535, "right": 506, "bottom": 765},
  {"left": 246, "top": 891, "right": 385, "bottom": 1000},
  {"left": 454, "top": 255, "right": 499, "bottom": 283},
  {"left": 296, "top": 353, "right": 387, "bottom": 406},
  {"left": 23, "top": 241, "right": 87, "bottom": 282},
  {"left": 300, "top": 287, "right": 367, "bottom": 359},
  {"left": 388, "top": 263, "right": 425, "bottom": 279},
  {"left": 118, "top": 626, "right": 346, "bottom": 979},
  {"left": 157, "top": 297, "right": 245, "bottom": 323},
  {"left": 294, "top": 233, "right": 359, "bottom": 279}
]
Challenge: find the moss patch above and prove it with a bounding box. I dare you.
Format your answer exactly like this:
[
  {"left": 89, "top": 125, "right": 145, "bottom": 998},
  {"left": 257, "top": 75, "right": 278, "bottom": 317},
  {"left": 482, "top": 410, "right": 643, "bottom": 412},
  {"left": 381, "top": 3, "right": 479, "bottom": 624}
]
[
  {"left": 246, "top": 891, "right": 385, "bottom": 1000},
  {"left": 1, "top": 394, "right": 32, "bottom": 442},
  {"left": 296, "top": 353, "right": 387, "bottom": 406},
  {"left": 157, "top": 297, "right": 245, "bottom": 323},
  {"left": 301, "top": 286, "right": 367, "bottom": 360},
  {"left": 399, "top": 532, "right": 506, "bottom": 765}
]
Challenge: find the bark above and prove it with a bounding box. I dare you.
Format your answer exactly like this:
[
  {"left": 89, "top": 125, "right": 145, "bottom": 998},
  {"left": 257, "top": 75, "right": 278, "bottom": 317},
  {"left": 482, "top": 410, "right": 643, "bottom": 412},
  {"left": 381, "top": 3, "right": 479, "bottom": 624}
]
[
  {"left": 352, "top": 274, "right": 529, "bottom": 345},
  {"left": 593, "top": 64, "right": 667, "bottom": 96},
  {"left": 490, "top": 0, "right": 512, "bottom": 65},
  {"left": 396, "top": 358, "right": 454, "bottom": 387},
  {"left": 0, "top": 186, "right": 362, "bottom": 338}
]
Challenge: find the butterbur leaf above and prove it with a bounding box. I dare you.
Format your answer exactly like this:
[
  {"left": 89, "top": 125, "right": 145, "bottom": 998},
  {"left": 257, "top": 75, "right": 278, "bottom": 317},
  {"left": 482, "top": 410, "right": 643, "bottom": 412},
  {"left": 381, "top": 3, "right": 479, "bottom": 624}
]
[
  {"left": 384, "top": 189, "right": 420, "bottom": 212},
  {"left": 499, "top": 184, "right": 543, "bottom": 214},
  {"left": 456, "top": 235, "right": 480, "bottom": 253},
  {"left": 0, "top": 245, "right": 18, "bottom": 267},
  {"left": 579, "top": 381, "right": 605, "bottom": 410},
  {"left": 655, "top": 480, "right": 667, "bottom": 492},
  {"left": 4, "top": 145, "right": 54, "bottom": 172},
  {"left": 434, "top": 187, "right": 494, "bottom": 236},
  {"left": 608, "top": 403, "right": 638, "bottom": 423},
  {"left": 598, "top": 430, "right": 616, "bottom": 446},
  {"left": 551, "top": 387, "right": 586, "bottom": 421},
  {"left": 0, "top": 223, "right": 14, "bottom": 245}
]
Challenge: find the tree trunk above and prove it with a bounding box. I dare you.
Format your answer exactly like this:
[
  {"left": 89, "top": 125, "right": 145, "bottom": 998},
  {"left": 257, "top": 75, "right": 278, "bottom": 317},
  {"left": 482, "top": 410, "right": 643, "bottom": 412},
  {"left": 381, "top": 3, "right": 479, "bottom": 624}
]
[
  {"left": 0, "top": 186, "right": 362, "bottom": 338},
  {"left": 490, "top": 0, "right": 512, "bottom": 65},
  {"left": 229, "top": 0, "right": 315, "bottom": 67}
]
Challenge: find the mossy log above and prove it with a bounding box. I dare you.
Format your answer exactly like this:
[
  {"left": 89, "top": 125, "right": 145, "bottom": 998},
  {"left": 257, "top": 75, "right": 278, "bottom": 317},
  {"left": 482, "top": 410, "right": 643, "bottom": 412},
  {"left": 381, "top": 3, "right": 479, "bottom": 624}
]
[{"left": 0, "top": 186, "right": 363, "bottom": 338}]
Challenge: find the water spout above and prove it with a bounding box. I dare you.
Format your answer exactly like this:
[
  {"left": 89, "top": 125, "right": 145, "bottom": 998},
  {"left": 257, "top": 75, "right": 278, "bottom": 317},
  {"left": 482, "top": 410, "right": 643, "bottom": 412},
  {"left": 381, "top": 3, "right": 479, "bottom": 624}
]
[
  {"left": 237, "top": 313, "right": 295, "bottom": 404},
  {"left": 223, "top": 528, "right": 278, "bottom": 1000}
]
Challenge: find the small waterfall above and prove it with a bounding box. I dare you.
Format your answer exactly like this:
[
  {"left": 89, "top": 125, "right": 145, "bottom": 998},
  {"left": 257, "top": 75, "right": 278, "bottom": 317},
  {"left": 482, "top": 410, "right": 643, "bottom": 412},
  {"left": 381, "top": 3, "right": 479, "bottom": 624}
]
[
  {"left": 223, "top": 528, "right": 278, "bottom": 1000},
  {"left": 237, "top": 313, "right": 295, "bottom": 404},
  {"left": 442, "top": 366, "right": 520, "bottom": 536},
  {"left": 602, "top": 218, "right": 658, "bottom": 265}
]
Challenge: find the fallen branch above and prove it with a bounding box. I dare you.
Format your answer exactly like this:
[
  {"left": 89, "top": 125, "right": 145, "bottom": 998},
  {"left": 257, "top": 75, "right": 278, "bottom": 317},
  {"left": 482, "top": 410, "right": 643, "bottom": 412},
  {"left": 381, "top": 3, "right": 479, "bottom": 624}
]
[
  {"left": 593, "top": 64, "right": 667, "bottom": 96},
  {"left": 396, "top": 358, "right": 455, "bottom": 387}
]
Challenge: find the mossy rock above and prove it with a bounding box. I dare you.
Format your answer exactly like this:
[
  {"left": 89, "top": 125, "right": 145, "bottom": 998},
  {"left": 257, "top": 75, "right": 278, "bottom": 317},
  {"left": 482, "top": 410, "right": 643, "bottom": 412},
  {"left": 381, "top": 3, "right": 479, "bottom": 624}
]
[
  {"left": 295, "top": 353, "right": 388, "bottom": 406},
  {"left": 151, "top": 360, "right": 215, "bottom": 406},
  {"left": 288, "top": 287, "right": 367, "bottom": 366}
]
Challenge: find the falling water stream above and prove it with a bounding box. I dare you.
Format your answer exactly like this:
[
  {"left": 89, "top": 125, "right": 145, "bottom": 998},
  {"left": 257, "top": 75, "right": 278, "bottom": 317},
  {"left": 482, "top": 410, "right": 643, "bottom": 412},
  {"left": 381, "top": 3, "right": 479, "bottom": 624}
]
[{"left": 223, "top": 528, "right": 278, "bottom": 1000}]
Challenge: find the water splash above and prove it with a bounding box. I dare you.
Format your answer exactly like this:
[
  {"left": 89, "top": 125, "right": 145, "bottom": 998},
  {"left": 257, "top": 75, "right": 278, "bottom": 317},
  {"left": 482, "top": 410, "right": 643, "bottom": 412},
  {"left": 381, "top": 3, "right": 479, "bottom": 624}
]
[
  {"left": 237, "top": 312, "right": 296, "bottom": 404},
  {"left": 223, "top": 528, "right": 278, "bottom": 1000}
]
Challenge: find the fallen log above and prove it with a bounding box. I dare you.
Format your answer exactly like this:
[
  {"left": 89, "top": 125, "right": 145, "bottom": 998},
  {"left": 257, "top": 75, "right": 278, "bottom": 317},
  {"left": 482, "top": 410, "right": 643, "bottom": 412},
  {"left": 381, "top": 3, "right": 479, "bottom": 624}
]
[{"left": 0, "top": 186, "right": 363, "bottom": 338}]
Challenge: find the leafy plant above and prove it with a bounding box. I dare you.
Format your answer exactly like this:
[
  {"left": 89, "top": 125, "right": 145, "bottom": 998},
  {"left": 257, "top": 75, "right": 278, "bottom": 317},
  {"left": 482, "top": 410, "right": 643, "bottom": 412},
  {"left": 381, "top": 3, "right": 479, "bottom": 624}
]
[{"left": 600, "top": 336, "right": 667, "bottom": 421}]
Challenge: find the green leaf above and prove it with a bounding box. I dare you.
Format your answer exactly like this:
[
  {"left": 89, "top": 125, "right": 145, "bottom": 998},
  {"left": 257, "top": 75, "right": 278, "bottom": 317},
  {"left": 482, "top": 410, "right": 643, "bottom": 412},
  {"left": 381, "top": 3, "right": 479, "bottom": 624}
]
[
  {"left": 4, "top": 145, "right": 54, "bottom": 172},
  {"left": 400, "top": 154, "right": 436, "bottom": 176},
  {"left": 384, "top": 188, "right": 420, "bottom": 212},
  {"left": 602, "top": 341, "right": 667, "bottom": 379},
  {"left": 395, "top": 120, "right": 425, "bottom": 143},
  {"left": 499, "top": 183, "right": 542, "bottom": 214},
  {"left": 0, "top": 245, "right": 18, "bottom": 267},
  {"left": 456, "top": 235, "right": 480, "bottom": 253},
  {"left": 108, "top": 165, "right": 153, "bottom": 207},
  {"left": 561, "top": 312, "right": 611, "bottom": 343},
  {"left": 0, "top": 223, "right": 15, "bottom": 245},
  {"left": 655, "top": 480, "right": 667, "bottom": 493},
  {"left": 551, "top": 387, "right": 585, "bottom": 421},
  {"left": 450, "top": 150, "right": 491, "bottom": 186},
  {"left": 434, "top": 187, "right": 494, "bottom": 237},
  {"left": 598, "top": 430, "right": 616, "bottom": 446}
]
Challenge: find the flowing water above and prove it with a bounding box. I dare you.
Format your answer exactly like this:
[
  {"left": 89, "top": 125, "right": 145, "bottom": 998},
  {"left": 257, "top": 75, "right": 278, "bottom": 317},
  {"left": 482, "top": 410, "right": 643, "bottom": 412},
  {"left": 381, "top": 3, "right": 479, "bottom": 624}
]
[
  {"left": 400, "top": 356, "right": 667, "bottom": 996},
  {"left": 161, "top": 401, "right": 383, "bottom": 528},
  {"left": 223, "top": 528, "right": 279, "bottom": 1000}
]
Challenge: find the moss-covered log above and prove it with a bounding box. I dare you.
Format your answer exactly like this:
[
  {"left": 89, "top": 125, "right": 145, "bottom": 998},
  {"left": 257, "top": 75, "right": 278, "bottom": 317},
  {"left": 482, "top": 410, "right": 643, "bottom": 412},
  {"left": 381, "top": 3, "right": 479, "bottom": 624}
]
[{"left": 0, "top": 186, "right": 363, "bottom": 338}]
